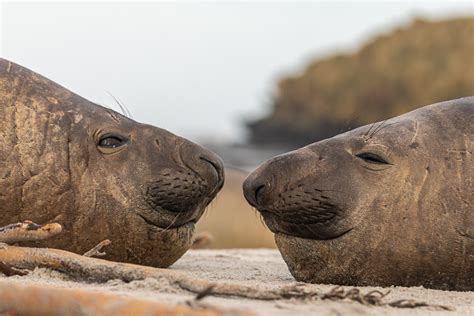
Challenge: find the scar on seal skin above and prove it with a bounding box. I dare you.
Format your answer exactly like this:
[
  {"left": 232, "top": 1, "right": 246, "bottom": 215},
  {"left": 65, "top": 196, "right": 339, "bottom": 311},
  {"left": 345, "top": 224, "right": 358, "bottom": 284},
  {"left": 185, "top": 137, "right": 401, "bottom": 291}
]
[
  {"left": 0, "top": 58, "right": 224, "bottom": 267},
  {"left": 244, "top": 97, "right": 473, "bottom": 291}
]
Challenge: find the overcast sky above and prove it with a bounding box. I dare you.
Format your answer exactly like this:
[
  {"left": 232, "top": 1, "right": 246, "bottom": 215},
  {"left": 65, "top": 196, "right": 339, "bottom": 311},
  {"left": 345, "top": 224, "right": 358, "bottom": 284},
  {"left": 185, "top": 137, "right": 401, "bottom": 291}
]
[{"left": 1, "top": 2, "right": 473, "bottom": 143}]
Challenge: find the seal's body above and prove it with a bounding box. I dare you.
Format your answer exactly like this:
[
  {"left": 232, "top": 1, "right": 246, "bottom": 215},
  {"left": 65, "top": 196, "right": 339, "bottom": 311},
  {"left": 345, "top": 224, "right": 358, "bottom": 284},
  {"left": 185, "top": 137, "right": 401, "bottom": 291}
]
[
  {"left": 244, "top": 98, "right": 473, "bottom": 290},
  {"left": 0, "top": 59, "right": 224, "bottom": 267}
]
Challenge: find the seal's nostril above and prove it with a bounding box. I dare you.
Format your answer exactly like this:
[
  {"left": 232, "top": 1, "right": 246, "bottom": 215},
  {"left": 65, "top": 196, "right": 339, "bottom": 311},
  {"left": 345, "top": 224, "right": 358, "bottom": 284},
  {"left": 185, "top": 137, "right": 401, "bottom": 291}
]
[
  {"left": 200, "top": 156, "right": 218, "bottom": 172},
  {"left": 199, "top": 156, "right": 225, "bottom": 188},
  {"left": 254, "top": 184, "right": 266, "bottom": 206},
  {"left": 243, "top": 176, "right": 268, "bottom": 208}
]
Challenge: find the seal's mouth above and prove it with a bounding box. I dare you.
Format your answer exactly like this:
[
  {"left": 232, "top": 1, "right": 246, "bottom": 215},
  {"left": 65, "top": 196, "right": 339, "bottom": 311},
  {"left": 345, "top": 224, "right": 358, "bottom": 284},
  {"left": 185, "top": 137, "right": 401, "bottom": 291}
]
[
  {"left": 259, "top": 208, "right": 352, "bottom": 240},
  {"left": 275, "top": 226, "right": 354, "bottom": 242},
  {"left": 138, "top": 213, "right": 197, "bottom": 231}
]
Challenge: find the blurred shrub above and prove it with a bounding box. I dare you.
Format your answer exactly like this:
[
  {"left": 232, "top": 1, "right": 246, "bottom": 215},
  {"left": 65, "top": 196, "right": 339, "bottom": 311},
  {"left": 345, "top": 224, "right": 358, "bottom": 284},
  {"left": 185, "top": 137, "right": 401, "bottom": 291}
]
[{"left": 248, "top": 17, "right": 474, "bottom": 147}]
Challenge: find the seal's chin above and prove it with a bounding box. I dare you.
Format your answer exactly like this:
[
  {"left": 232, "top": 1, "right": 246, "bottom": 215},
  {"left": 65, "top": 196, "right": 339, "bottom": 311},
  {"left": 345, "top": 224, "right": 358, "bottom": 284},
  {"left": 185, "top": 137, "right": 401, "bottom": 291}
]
[
  {"left": 130, "top": 212, "right": 196, "bottom": 268},
  {"left": 274, "top": 230, "right": 355, "bottom": 284}
]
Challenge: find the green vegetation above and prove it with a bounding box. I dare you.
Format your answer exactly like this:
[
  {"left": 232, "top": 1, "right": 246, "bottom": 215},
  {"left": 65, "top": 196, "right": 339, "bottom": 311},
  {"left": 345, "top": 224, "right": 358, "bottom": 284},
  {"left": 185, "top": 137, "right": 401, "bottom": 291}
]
[{"left": 248, "top": 17, "right": 474, "bottom": 147}]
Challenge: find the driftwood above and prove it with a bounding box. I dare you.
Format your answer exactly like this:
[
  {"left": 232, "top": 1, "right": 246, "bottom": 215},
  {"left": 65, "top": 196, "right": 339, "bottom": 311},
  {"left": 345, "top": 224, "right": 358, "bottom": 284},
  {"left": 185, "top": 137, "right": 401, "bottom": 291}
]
[
  {"left": 83, "top": 239, "right": 112, "bottom": 257},
  {"left": 0, "top": 220, "right": 62, "bottom": 244},
  {"left": 0, "top": 261, "right": 28, "bottom": 277},
  {"left": 0, "top": 221, "right": 316, "bottom": 300},
  {"left": 0, "top": 244, "right": 306, "bottom": 300},
  {"left": 0, "top": 221, "right": 454, "bottom": 311},
  {"left": 0, "top": 280, "right": 252, "bottom": 316}
]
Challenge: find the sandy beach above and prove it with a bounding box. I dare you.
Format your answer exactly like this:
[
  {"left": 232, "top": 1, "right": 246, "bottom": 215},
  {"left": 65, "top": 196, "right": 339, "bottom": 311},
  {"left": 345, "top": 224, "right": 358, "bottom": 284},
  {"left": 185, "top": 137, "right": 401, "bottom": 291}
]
[{"left": 1, "top": 249, "right": 472, "bottom": 315}]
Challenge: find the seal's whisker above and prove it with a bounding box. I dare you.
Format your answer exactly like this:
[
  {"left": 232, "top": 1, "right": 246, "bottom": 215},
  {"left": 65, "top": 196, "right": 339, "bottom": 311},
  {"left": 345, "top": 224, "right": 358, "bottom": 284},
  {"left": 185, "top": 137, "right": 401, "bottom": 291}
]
[
  {"left": 370, "top": 122, "right": 400, "bottom": 137},
  {"left": 105, "top": 90, "right": 133, "bottom": 118},
  {"left": 365, "top": 122, "right": 377, "bottom": 137},
  {"left": 253, "top": 208, "right": 269, "bottom": 229},
  {"left": 369, "top": 120, "right": 387, "bottom": 138},
  {"left": 158, "top": 212, "right": 181, "bottom": 233}
]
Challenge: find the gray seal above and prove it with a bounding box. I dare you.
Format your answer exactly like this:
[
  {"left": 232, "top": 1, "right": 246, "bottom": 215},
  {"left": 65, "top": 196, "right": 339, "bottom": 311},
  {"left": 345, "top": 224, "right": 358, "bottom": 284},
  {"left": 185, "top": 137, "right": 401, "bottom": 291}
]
[
  {"left": 0, "top": 59, "right": 224, "bottom": 267},
  {"left": 244, "top": 97, "right": 473, "bottom": 290}
]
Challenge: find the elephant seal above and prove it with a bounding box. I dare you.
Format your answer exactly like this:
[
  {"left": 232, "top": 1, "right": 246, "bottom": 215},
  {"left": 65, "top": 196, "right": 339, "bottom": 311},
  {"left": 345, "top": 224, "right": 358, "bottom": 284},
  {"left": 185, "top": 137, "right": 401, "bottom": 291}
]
[
  {"left": 244, "top": 97, "right": 473, "bottom": 291},
  {"left": 0, "top": 58, "right": 224, "bottom": 267}
]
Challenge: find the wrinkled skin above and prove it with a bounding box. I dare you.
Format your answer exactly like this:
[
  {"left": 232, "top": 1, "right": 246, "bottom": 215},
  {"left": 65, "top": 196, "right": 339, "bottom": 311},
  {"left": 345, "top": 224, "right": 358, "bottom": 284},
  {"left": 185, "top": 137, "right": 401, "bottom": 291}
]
[
  {"left": 0, "top": 59, "right": 224, "bottom": 267},
  {"left": 244, "top": 97, "right": 473, "bottom": 290}
]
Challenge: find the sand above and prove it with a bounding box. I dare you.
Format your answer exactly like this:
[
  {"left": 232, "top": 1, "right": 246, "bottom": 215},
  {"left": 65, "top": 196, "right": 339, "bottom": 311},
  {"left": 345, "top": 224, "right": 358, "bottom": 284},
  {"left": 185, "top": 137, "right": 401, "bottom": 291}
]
[{"left": 1, "top": 249, "right": 472, "bottom": 315}]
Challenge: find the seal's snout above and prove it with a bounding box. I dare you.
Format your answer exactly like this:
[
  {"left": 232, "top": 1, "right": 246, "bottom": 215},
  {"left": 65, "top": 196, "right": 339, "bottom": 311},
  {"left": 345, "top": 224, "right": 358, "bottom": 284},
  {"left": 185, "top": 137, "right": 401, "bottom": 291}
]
[
  {"left": 243, "top": 149, "right": 352, "bottom": 240},
  {"left": 141, "top": 139, "right": 225, "bottom": 231},
  {"left": 145, "top": 141, "right": 224, "bottom": 217}
]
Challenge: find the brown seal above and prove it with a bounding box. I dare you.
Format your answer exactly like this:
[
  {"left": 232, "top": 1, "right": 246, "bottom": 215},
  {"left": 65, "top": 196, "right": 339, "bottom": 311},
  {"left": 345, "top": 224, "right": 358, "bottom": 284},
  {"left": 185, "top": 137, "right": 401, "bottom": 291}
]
[
  {"left": 0, "top": 58, "right": 224, "bottom": 267},
  {"left": 243, "top": 97, "right": 473, "bottom": 290}
]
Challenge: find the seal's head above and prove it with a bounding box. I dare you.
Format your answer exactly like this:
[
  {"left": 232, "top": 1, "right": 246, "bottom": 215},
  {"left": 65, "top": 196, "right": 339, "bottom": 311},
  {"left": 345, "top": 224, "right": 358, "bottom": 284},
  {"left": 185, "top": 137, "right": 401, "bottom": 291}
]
[
  {"left": 0, "top": 59, "right": 224, "bottom": 267},
  {"left": 243, "top": 98, "right": 473, "bottom": 290}
]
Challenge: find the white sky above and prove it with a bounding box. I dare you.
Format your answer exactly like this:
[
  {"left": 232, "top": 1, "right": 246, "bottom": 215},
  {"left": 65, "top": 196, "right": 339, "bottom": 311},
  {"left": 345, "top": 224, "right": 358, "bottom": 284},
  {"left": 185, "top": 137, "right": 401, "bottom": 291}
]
[{"left": 1, "top": 1, "right": 473, "bottom": 143}]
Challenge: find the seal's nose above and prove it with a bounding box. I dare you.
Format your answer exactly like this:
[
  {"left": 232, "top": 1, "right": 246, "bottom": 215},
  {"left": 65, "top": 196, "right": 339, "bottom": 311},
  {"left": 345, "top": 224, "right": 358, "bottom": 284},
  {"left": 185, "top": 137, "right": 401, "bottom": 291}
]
[
  {"left": 243, "top": 150, "right": 309, "bottom": 209},
  {"left": 243, "top": 171, "right": 273, "bottom": 208},
  {"left": 180, "top": 142, "right": 225, "bottom": 194},
  {"left": 199, "top": 151, "right": 225, "bottom": 192}
]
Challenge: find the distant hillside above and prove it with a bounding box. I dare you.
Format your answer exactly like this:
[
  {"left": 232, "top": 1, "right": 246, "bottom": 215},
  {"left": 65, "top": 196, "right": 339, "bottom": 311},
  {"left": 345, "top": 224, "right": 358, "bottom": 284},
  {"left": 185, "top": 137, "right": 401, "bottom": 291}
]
[{"left": 248, "top": 17, "right": 474, "bottom": 147}]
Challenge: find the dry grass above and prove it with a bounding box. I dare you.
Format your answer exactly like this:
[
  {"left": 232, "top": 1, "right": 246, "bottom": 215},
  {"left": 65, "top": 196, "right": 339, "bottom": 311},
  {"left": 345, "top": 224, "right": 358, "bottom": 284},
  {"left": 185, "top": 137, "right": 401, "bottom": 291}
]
[{"left": 196, "top": 169, "right": 275, "bottom": 249}]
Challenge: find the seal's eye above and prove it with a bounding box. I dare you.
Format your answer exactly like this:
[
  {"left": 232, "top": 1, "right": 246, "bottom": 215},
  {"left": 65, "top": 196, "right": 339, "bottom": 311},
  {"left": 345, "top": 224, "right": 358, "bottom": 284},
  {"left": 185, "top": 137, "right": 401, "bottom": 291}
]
[
  {"left": 98, "top": 135, "right": 126, "bottom": 148},
  {"left": 356, "top": 152, "right": 389, "bottom": 164},
  {"left": 96, "top": 134, "right": 130, "bottom": 154}
]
